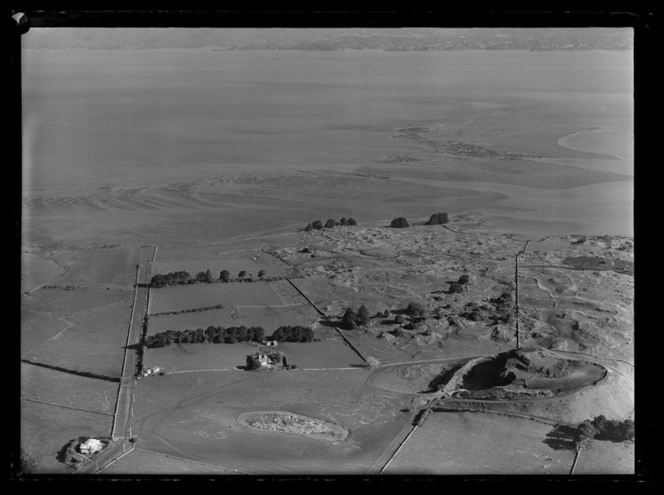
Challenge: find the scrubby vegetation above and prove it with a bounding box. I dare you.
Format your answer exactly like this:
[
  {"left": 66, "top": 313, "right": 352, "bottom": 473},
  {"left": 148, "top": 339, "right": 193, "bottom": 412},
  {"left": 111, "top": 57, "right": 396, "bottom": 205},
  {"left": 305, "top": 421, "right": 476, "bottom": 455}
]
[
  {"left": 390, "top": 217, "right": 410, "bottom": 228},
  {"left": 426, "top": 212, "right": 450, "bottom": 225},
  {"left": 305, "top": 217, "right": 358, "bottom": 231},
  {"left": 144, "top": 324, "right": 315, "bottom": 348}
]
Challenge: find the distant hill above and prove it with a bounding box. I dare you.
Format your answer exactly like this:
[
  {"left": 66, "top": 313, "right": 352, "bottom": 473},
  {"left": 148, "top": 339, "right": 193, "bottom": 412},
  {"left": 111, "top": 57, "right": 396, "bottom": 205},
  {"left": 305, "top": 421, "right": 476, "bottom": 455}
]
[{"left": 23, "top": 27, "right": 633, "bottom": 51}]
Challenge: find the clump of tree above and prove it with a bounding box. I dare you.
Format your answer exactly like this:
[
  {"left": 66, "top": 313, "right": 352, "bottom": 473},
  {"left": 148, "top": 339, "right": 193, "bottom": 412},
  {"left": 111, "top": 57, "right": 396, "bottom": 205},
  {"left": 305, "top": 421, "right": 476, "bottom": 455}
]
[
  {"left": 220, "top": 270, "right": 230, "bottom": 282},
  {"left": 150, "top": 271, "right": 193, "bottom": 288},
  {"left": 341, "top": 304, "right": 371, "bottom": 329},
  {"left": 576, "top": 416, "right": 635, "bottom": 448},
  {"left": 390, "top": 217, "right": 410, "bottom": 228},
  {"left": 426, "top": 212, "right": 450, "bottom": 225},
  {"left": 271, "top": 325, "right": 315, "bottom": 342},
  {"left": 305, "top": 217, "right": 357, "bottom": 231},
  {"left": 458, "top": 274, "right": 471, "bottom": 285},
  {"left": 144, "top": 325, "right": 266, "bottom": 348},
  {"left": 405, "top": 301, "right": 427, "bottom": 318}
]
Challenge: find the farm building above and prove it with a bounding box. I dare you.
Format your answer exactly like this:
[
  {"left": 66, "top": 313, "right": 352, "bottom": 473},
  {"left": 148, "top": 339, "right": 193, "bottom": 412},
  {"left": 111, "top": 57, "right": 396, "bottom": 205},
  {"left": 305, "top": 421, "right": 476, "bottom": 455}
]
[{"left": 79, "top": 438, "right": 104, "bottom": 456}]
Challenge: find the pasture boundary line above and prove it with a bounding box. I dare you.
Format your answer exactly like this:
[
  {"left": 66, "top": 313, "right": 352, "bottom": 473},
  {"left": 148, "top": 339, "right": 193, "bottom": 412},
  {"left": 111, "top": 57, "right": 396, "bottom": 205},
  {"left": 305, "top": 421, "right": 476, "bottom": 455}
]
[
  {"left": 333, "top": 328, "right": 368, "bottom": 365},
  {"left": 520, "top": 264, "right": 632, "bottom": 275},
  {"left": 20, "top": 396, "right": 114, "bottom": 417},
  {"left": 20, "top": 359, "right": 120, "bottom": 383},
  {"left": 137, "top": 448, "right": 245, "bottom": 474},
  {"left": 96, "top": 442, "right": 136, "bottom": 473},
  {"left": 164, "top": 366, "right": 365, "bottom": 375},
  {"left": 379, "top": 424, "right": 418, "bottom": 474},
  {"left": 570, "top": 449, "right": 582, "bottom": 475},
  {"left": 111, "top": 255, "right": 141, "bottom": 438},
  {"left": 285, "top": 279, "right": 327, "bottom": 317},
  {"left": 431, "top": 405, "right": 568, "bottom": 427}
]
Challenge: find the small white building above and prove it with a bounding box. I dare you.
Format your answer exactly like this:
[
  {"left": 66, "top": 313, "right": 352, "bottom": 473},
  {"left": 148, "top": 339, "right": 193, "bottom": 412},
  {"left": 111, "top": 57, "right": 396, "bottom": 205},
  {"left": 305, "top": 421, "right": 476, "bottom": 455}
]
[
  {"left": 79, "top": 438, "right": 104, "bottom": 456},
  {"left": 141, "top": 366, "right": 163, "bottom": 377}
]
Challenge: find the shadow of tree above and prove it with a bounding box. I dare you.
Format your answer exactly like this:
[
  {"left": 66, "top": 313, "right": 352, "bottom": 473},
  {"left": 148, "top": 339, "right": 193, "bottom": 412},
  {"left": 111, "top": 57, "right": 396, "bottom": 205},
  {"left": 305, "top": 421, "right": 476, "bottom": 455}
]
[
  {"left": 544, "top": 424, "right": 580, "bottom": 451},
  {"left": 318, "top": 319, "right": 340, "bottom": 328}
]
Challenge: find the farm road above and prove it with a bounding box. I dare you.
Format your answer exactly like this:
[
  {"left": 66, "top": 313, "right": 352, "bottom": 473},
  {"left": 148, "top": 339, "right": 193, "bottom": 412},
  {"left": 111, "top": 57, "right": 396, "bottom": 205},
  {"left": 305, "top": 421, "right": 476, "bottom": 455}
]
[{"left": 111, "top": 246, "right": 156, "bottom": 440}]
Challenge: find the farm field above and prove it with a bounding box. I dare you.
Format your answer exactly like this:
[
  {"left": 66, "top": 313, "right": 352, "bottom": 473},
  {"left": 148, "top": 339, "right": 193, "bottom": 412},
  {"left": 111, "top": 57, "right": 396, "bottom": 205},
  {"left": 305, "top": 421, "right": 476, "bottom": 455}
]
[
  {"left": 261, "top": 339, "right": 366, "bottom": 369},
  {"left": 573, "top": 439, "right": 635, "bottom": 474},
  {"left": 143, "top": 342, "right": 258, "bottom": 372},
  {"left": 22, "top": 287, "right": 133, "bottom": 314},
  {"left": 152, "top": 255, "right": 289, "bottom": 281},
  {"left": 131, "top": 369, "right": 413, "bottom": 473},
  {"left": 21, "top": 251, "right": 63, "bottom": 293},
  {"left": 20, "top": 363, "right": 119, "bottom": 415},
  {"left": 149, "top": 303, "right": 322, "bottom": 336},
  {"left": 20, "top": 310, "right": 71, "bottom": 356},
  {"left": 384, "top": 412, "right": 577, "bottom": 474},
  {"left": 102, "top": 448, "right": 240, "bottom": 474},
  {"left": 148, "top": 308, "right": 237, "bottom": 335},
  {"left": 24, "top": 300, "right": 133, "bottom": 376},
  {"left": 49, "top": 246, "right": 139, "bottom": 289},
  {"left": 149, "top": 282, "right": 285, "bottom": 314},
  {"left": 21, "top": 401, "right": 114, "bottom": 474}
]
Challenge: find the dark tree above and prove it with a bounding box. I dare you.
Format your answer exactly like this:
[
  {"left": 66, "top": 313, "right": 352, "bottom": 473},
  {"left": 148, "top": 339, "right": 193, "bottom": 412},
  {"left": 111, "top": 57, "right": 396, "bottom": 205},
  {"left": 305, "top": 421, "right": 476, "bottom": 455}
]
[
  {"left": 347, "top": 217, "right": 358, "bottom": 226},
  {"left": 406, "top": 301, "right": 426, "bottom": 317},
  {"left": 196, "top": 269, "right": 213, "bottom": 283},
  {"left": 304, "top": 223, "right": 314, "bottom": 232},
  {"left": 458, "top": 274, "right": 471, "bottom": 285},
  {"left": 246, "top": 355, "right": 262, "bottom": 370},
  {"left": 426, "top": 212, "right": 450, "bottom": 225},
  {"left": 395, "top": 314, "right": 407, "bottom": 325},
  {"left": 325, "top": 218, "right": 336, "bottom": 229},
  {"left": 339, "top": 217, "right": 348, "bottom": 226},
  {"left": 449, "top": 282, "right": 464, "bottom": 294},
  {"left": 342, "top": 307, "right": 358, "bottom": 329},
  {"left": 250, "top": 326, "right": 265, "bottom": 342},
  {"left": 258, "top": 269, "right": 266, "bottom": 279},
  {"left": 390, "top": 217, "right": 410, "bottom": 228},
  {"left": 219, "top": 270, "right": 230, "bottom": 283},
  {"left": 238, "top": 270, "right": 247, "bottom": 279},
  {"left": 356, "top": 305, "right": 371, "bottom": 326},
  {"left": 312, "top": 220, "right": 323, "bottom": 230},
  {"left": 150, "top": 274, "right": 167, "bottom": 288}
]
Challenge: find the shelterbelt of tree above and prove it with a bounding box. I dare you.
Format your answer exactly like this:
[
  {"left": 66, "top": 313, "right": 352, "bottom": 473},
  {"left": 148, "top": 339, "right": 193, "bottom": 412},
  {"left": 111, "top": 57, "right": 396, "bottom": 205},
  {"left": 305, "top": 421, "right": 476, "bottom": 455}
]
[
  {"left": 150, "top": 269, "right": 282, "bottom": 288},
  {"left": 144, "top": 325, "right": 315, "bottom": 348}
]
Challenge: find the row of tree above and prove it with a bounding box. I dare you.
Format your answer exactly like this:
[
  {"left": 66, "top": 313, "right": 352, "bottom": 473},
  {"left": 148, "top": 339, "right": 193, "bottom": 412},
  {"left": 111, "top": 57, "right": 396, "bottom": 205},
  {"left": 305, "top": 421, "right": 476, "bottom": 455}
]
[
  {"left": 144, "top": 326, "right": 267, "bottom": 347},
  {"left": 151, "top": 269, "right": 268, "bottom": 288},
  {"left": 144, "top": 324, "right": 316, "bottom": 348},
  {"left": 304, "top": 217, "right": 358, "bottom": 231},
  {"left": 271, "top": 325, "right": 315, "bottom": 342}
]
